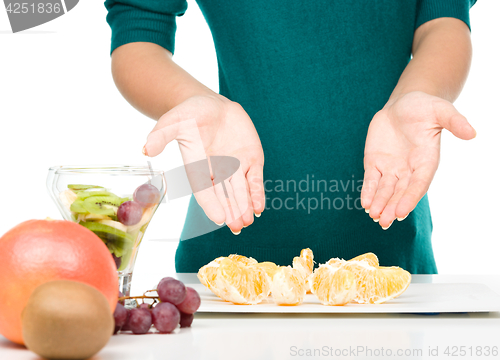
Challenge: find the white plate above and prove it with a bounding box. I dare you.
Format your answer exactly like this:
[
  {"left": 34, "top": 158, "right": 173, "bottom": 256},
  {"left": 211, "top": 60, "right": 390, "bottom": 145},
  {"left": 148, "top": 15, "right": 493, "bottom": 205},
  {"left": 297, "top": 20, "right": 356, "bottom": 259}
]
[{"left": 188, "top": 282, "right": 500, "bottom": 314}]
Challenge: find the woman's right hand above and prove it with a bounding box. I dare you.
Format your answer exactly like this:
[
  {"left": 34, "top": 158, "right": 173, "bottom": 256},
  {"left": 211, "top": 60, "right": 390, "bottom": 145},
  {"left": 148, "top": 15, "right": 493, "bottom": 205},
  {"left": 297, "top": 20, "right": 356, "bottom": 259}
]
[{"left": 143, "top": 95, "right": 265, "bottom": 234}]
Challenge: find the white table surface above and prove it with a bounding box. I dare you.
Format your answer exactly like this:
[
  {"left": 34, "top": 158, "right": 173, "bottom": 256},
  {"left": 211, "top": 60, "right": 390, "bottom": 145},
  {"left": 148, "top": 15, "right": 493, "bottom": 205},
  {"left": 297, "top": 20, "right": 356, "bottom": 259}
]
[{"left": 2, "top": 275, "right": 500, "bottom": 360}]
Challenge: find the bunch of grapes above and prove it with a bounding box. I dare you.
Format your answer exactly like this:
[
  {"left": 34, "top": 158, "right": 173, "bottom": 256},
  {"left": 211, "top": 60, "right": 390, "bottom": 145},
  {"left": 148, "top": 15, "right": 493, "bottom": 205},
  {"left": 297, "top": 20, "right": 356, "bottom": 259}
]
[{"left": 113, "top": 277, "right": 201, "bottom": 334}]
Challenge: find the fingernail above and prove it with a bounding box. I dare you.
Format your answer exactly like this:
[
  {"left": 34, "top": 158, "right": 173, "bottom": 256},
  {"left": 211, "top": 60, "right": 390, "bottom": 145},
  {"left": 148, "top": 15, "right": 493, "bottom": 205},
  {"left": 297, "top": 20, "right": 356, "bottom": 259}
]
[
  {"left": 231, "top": 229, "right": 241, "bottom": 235},
  {"left": 142, "top": 145, "right": 148, "bottom": 156},
  {"left": 215, "top": 222, "right": 225, "bottom": 226},
  {"left": 382, "top": 221, "right": 394, "bottom": 230},
  {"left": 373, "top": 218, "right": 379, "bottom": 223},
  {"left": 397, "top": 214, "right": 409, "bottom": 221},
  {"left": 255, "top": 212, "right": 261, "bottom": 218},
  {"left": 365, "top": 208, "right": 370, "bottom": 214}
]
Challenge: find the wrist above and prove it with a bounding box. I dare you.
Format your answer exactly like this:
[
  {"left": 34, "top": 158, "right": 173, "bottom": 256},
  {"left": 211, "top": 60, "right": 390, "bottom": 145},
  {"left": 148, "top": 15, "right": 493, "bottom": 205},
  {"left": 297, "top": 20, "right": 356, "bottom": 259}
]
[{"left": 385, "top": 88, "right": 442, "bottom": 109}]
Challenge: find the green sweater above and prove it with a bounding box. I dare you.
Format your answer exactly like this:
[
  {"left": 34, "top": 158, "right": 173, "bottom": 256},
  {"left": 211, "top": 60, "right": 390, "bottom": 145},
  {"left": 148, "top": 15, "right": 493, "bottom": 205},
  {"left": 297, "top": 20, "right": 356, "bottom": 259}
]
[{"left": 105, "top": 0, "right": 475, "bottom": 274}]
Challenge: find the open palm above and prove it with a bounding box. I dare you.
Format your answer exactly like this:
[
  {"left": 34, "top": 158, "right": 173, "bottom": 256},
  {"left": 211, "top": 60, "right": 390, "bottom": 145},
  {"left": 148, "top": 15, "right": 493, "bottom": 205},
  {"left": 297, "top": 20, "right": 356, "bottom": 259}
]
[
  {"left": 361, "top": 91, "right": 476, "bottom": 229},
  {"left": 144, "top": 95, "right": 265, "bottom": 234}
]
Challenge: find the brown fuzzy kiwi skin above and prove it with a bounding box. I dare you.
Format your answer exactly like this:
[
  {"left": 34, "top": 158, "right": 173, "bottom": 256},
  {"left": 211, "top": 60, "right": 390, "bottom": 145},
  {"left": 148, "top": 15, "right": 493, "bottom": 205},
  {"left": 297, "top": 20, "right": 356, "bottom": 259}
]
[{"left": 22, "top": 280, "right": 114, "bottom": 360}]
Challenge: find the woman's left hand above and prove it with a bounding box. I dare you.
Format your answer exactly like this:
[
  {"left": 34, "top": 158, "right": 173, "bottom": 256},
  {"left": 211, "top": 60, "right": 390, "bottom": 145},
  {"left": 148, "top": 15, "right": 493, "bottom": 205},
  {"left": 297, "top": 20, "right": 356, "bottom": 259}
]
[{"left": 361, "top": 91, "right": 476, "bottom": 229}]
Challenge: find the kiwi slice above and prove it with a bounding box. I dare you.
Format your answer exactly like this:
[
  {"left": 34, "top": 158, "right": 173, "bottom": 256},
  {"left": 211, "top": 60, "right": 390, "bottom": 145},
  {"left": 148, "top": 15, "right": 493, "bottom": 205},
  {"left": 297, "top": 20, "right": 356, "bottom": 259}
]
[
  {"left": 68, "top": 184, "right": 104, "bottom": 191},
  {"left": 117, "top": 247, "right": 133, "bottom": 271},
  {"left": 82, "top": 196, "right": 121, "bottom": 217},
  {"left": 83, "top": 214, "right": 113, "bottom": 221},
  {"left": 77, "top": 190, "right": 117, "bottom": 200},
  {"left": 79, "top": 222, "right": 134, "bottom": 255},
  {"left": 108, "top": 242, "right": 128, "bottom": 258},
  {"left": 70, "top": 200, "right": 89, "bottom": 214}
]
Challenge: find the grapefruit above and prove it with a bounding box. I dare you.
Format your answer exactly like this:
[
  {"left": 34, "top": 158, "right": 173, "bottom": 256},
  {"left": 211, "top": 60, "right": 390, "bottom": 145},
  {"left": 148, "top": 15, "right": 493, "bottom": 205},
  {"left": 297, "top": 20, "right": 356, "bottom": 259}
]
[{"left": 0, "top": 219, "right": 118, "bottom": 345}]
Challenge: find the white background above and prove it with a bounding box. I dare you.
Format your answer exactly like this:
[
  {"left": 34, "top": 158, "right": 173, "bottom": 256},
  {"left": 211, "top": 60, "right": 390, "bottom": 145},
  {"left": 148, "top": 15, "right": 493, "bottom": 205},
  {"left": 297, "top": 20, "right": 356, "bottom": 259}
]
[{"left": 0, "top": 1, "right": 498, "bottom": 282}]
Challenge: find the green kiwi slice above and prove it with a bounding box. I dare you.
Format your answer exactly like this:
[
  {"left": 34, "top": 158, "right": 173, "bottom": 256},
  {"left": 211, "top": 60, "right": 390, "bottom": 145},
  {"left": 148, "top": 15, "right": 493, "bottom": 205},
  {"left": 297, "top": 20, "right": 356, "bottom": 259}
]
[
  {"left": 117, "top": 247, "right": 133, "bottom": 271},
  {"left": 76, "top": 190, "right": 117, "bottom": 200},
  {"left": 68, "top": 184, "right": 104, "bottom": 191},
  {"left": 79, "top": 222, "right": 134, "bottom": 256},
  {"left": 70, "top": 200, "right": 89, "bottom": 214},
  {"left": 82, "top": 196, "right": 121, "bottom": 216}
]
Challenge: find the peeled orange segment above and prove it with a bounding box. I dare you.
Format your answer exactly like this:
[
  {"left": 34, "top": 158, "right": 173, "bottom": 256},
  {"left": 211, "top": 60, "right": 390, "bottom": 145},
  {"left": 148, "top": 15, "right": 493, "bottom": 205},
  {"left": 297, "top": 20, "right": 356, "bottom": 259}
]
[
  {"left": 309, "top": 264, "right": 357, "bottom": 306},
  {"left": 292, "top": 257, "right": 312, "bottom": 293},
  {"left": 271, "top": 266, "right": 306, "bottom": 306},
  {"left": 228, "top": 254, "right": 257, "bottom": 266},
  {"left": 341, "top": 261, "right": 411, "bottom": 304},
  {"left": 292, "top": 248, "right": 314, "bottom": 293},
  {"left": 214, "top": 258, "right": 270, "bottom": 305},
  {"left": 197, "top": 257, "right": 226, "bottom": 297},
  {"left": 292, "top": 257, "right": 309, "bottom": 276},
  {"left": 326, "top": 257, "right": 344, "bottom": 267},
  {"left": 349, "top": 253, "right": 379, "bottom": 267},
  {"left": 256, "top": 261, "right": 279, "bottom": 281},
  {"left": 198, "top": 254, "right": 258, "bottom": 292},
  {"left": 299, "top": 248, "right": 314, "bottom": 273},
  {"left": 327, "top": 253, "right": 379, "bottom": 268}
]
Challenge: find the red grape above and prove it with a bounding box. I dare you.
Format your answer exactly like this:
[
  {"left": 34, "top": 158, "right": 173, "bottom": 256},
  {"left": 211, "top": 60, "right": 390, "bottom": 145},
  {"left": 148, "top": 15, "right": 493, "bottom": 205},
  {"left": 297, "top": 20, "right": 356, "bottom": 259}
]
[
  {"left": 121, "top": 308, "right": 132, "bottom": 331},
  {"left": 179, "top": 312, "right": 194, "bottom": 328},
  {"left": 128, "top": 308, "right": 152, "bottom": 334},
  {"left": 139, "top": 303, "right": 153, "bottom": 313},
  {"left": 157, "top": 278, "right": 186, "bottom": 305},
  {"left": 152, "top": 302, "right": 180, "bottom": 333},
  {"left": 113, "top": 303, "right": 128, "bottom": 334},
  {"left": 134, "top": 184, "right": 161, "bottom": 208},
  {"left": 176, "top": 287, "right": 201, "bottom": 314},
  {"left": 117, "top": 201, "right": 143, "bottom": 225},
  {"left": 157, "top": 277, "right": 174, "bottom": 288},
  {"left": 114, "top": 303, "right": 128, "bottom": 327},
  {"left": 112, "top": 254, "right": 122, "bottom": 269}
]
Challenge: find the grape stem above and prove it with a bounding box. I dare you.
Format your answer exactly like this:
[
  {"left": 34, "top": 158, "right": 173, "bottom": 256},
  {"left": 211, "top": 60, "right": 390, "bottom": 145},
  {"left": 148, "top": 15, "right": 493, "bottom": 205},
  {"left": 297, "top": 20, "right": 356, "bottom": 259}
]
[
  {"left": 118, "top": 289, "right": 160, "bottom": 306},
  {"left": 143, "top": 289, "right": 158, "bottom": 296},
  {"left": 118, "top": 295, "right": 159, "bottom": 301}
]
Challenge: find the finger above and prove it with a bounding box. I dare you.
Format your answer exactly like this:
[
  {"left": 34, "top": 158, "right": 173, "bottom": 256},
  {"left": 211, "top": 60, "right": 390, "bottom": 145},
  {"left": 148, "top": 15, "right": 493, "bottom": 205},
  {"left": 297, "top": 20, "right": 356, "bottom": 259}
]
[
  {"left": 361, "top": 167, "right": 382, "bottom": 210},
  {"left": 379, "top": 176, "right": 410, "bottom": 228},
  {"left": 395, "top": 167, "right": 434, "bottom": 218},
  {"left": 247, "top": 164, "right": 265, "bottom": 215},
  {"left": 230, "top": 168, "right": 254, "bottom": 227},
  {"left": 434, "top": 102, "right": 476, "bottom": 140},
  {"left": 369, "top": 174, "right": 398, "bottom": 220},
  {"left": 193, "top": 186, "right": 226, "bottom": 226},
  {"left": 144, "top": 110, "right": 181, "bottom": 157},
  {"left": 213, "top": 180, "right": 244, "bottom": 234},
  {"left": 244, "top": 181, "right": 255, "bottom": 227}
]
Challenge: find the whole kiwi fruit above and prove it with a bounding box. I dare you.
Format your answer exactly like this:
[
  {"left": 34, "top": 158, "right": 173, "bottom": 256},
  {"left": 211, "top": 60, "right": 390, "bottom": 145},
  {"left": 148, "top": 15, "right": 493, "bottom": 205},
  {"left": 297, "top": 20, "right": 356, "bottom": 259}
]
[{"left": 22, "top": 280, "right": 114, "bottom": 360}]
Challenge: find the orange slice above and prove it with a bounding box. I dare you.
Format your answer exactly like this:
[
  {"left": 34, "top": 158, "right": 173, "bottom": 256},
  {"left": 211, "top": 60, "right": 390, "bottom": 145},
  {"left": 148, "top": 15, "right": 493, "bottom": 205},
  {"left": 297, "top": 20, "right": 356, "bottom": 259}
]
[
  {"left": 197, "top": 256, "right": 225, "bottom": 296},
  {"left": 293, "top": 248, "right": 314, "bottom": 293},
  {"left": 271, "top": 266, "right": 306, "bottom": 306},
  {"left": 299, "top": 248, "right": 314, "bottom": 273},
  {"left": 349, "top": 252, "right": 379, "bottom": 267},
  {"left": 327, "top": 252, "right": 379, "bottom": 267},
  {"left": 341, "top": 261, "right": 411, "bottom": 304},
  {"left": 213, "top": 258, "right": 270, "bottom": 305},
  {"left": 255, "top": 261, "right": 279, "bottom": 281},
  {"left": 309, "top": 264, "right": 357, "bottom": 305},
  {"left": 228, "top": 254, "right": 257, "bottom": 266}
]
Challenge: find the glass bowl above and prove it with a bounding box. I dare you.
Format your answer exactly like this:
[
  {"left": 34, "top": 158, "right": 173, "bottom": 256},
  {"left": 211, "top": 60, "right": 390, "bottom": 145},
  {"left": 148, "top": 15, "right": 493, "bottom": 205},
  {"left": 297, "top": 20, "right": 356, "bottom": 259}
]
[{"left": 47, "top": 165, "right": 166, "bottom": 302}]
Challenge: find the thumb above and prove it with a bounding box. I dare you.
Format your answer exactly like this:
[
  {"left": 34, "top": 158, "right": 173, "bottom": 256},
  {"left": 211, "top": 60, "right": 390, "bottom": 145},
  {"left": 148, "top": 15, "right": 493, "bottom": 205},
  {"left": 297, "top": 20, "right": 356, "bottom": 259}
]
[
  {"left": 143, "top": 110, "right": 181, "bottom": 157},
  {"left": 434, "top": 102, "right": 476, "bottom": 140}
]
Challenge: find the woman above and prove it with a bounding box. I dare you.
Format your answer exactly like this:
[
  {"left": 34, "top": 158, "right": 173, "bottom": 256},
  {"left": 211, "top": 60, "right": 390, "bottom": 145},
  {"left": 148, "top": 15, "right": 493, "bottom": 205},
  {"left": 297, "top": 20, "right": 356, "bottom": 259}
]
[{"left": 105, "top": 0, "right": 477, "bottom": 273}]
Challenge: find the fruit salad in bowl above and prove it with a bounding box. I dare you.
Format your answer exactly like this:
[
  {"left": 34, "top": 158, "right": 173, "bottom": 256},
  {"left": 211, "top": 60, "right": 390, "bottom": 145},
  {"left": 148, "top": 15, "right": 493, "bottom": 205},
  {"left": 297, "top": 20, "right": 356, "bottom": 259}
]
[{"left": 47, "top": 165, "right": 166, "bottom": 299}]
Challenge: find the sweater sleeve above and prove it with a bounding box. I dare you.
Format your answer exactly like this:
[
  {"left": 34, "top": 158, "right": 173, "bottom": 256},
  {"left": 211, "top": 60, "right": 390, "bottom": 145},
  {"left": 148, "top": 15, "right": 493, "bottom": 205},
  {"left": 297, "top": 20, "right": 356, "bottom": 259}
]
[
  {"left": 104, "top": 0, "right": 188, "bottom": 55},
  {"left": 415, "top": 0, "right": 477, "bottom": 31}
]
